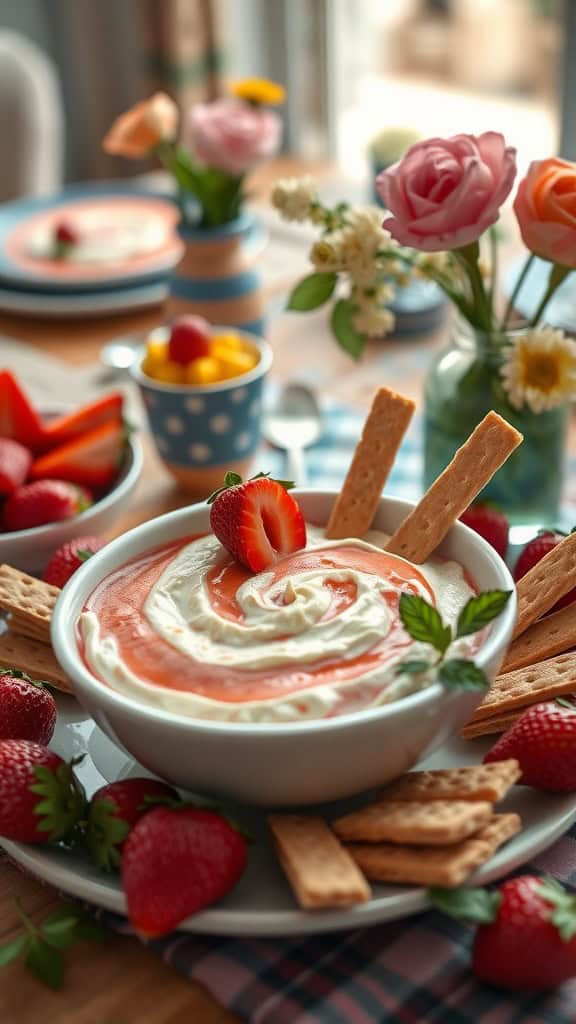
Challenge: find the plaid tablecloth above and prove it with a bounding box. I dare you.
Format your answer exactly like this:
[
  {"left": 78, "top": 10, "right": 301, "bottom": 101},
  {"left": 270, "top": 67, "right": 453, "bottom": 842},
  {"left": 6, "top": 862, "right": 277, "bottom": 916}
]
[{"left": 77, "top": 400, "right": 576, "bottom": 1023}]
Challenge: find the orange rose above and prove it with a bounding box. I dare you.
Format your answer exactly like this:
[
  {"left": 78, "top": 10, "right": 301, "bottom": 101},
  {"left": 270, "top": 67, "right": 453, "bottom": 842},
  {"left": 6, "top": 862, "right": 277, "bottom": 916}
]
[
  {"left": 103, "top": 92, "right": 178, "bottom": 158},
  {"left": 514, "top": 157, "right": 576, "bottom": 267}
]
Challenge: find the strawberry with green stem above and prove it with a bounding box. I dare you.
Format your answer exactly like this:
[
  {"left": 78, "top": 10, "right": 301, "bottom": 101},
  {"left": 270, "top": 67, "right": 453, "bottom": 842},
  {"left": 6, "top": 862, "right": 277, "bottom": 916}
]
[
  {"left": 484, "top": 697, "right": 576, "bottom": 792},
  {"left": 85, "top": 777, "right": 179, "bottom": 871},
  {"left": 430, "top": 875, "right": 576, "bottom": 991},
  {"left": 0, "top": 739, "right": 86, "bottom": 844}
]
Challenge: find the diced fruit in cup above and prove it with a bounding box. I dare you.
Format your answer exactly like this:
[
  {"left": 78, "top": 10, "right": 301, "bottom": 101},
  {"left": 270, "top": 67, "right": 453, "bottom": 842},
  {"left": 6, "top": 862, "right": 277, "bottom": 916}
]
[
  {"left": 2, "top": 480, "right": 92, "bottom": 532},
  {"left": 141, "top": 326, "right": 259, "bottom": 386},
  {"left": 168, "top": 315, "right": 212, "bottom": 364},
  {"left": 0, "top": 438, "right": 32, "bottom": 495},
  {"left": 208, "top": 471, "right": 307, "bottom": 572},
  {"left": 43, "top": 536, "right": 105, "bottom": 588}
]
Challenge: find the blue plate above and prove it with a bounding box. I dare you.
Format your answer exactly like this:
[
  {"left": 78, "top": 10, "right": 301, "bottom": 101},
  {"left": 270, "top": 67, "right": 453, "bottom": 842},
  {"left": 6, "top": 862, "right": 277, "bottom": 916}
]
[{"left": 0, "top": 182, "right": 183, "bottom": 294}]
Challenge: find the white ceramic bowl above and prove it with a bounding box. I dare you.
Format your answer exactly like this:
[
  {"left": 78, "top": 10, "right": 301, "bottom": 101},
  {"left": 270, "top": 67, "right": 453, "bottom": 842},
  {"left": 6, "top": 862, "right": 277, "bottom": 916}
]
[
  {"left": 0, "top": 435, "right": 143, "bottom": 575},
  {"left": 52, "top": 491, "right": 516, "bottom": 806}
]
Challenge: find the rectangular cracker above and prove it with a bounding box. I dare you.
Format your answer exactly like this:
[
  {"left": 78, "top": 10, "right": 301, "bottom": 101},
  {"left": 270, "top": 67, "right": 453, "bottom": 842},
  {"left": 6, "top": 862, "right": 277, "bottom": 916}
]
[
  {"left": 460, "top": 711, "right": 522, "bottom": 740},
  {"left": 0, "top": 565, "right": 60, "bottom": 645},
  {"left": 325, "top": 387, "right": 415, "bottom": 540},
  {"left": 514, "top": 533, "right": 576, "bottom": 639},
  {"left": 0, "top": 631, "right": 72, "bottom": 693},
  {"left": 347, "top": 813, "right": 521, "bottom": 887},
  {"left": 332, "top": 799, "right": 493, "bottom": 846},
  {"left": 502, "top": 603, "right": 576, "bottom": 673},
  {"left": 465, "top": 651, "right": 576, "bottom": 723},
  {"left": 380, "top": 760, "right": 520, "bottom": 804},
  {"left": 268, "top": 815, "right": 371, "bottom": 910},
  {"left": 385, "top": 412, "right": 522, "bottom": 564}
]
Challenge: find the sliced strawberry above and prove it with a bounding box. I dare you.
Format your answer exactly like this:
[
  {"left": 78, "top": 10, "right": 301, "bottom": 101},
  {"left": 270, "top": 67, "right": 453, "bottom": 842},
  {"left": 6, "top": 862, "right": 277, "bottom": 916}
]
[
  {"left": 2, "top": 480, "right": 91, "bottom": 532},
  {"left": 0, "top": 371, "right": 46, "bottom": 450},
  {"left": 30, "top": 419, "right": 125, "bottom": 489},
  {"left": 42, "top": 393, "right": 124, "bottom": 449},
  {"left": 0, "top": 438, "right": 32, "bottom": 494},
  {"left": 208, "top": 472, "right": 306, "bottom": 572}
]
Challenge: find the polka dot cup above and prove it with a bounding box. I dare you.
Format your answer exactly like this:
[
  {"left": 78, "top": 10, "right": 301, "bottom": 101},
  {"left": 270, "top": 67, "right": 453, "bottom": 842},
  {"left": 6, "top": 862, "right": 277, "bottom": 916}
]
[{"left": 131, "top": 332, "right": 272, "bottom": 496}]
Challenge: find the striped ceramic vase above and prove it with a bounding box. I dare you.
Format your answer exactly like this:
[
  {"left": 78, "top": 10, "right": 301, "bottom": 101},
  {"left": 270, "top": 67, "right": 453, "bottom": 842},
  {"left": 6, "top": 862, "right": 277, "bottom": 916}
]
[{"left": 166, "top": 214, "right": 266, "bottom": 336}]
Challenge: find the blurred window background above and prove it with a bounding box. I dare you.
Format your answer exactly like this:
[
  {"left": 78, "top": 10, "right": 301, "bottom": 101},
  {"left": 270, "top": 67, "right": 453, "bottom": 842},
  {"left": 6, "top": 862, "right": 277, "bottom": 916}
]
[{"left": 0, "top": 0, "right": 569, "bottom": 199}]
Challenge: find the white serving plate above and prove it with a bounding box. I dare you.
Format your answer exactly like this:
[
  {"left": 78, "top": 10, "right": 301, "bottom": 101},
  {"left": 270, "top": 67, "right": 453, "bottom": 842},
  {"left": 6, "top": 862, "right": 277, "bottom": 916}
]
[{"left": 2, "top": 694, "right": 575, "bottom": 938}]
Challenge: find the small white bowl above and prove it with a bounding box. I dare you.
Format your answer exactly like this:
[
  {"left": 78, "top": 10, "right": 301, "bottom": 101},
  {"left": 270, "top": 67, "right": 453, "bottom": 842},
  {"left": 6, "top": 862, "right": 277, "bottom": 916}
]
[
  {"left": 52, "top": 491, "right": 516, "bottom": 806},
  {"left": 0, "top": 435, "right": 143, "bottom": 575}
]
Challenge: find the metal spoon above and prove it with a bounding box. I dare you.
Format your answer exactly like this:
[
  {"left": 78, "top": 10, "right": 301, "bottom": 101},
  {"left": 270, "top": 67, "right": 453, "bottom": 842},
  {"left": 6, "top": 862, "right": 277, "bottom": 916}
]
[
  {"left": 262, "top": 383, "right": 322, "bottom": 485},
  {"left": 99, "top": 336, "right": 142, "bottom": 378}
]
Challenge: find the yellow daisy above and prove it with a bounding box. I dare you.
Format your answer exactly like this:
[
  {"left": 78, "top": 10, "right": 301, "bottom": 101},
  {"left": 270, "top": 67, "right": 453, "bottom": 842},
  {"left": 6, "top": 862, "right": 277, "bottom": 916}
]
[
  {"left": 230, "top": 78, "right": 286, "bottom": 106},
  {"left": 500, "top": 327, "right": 576, "bottom": 413}
]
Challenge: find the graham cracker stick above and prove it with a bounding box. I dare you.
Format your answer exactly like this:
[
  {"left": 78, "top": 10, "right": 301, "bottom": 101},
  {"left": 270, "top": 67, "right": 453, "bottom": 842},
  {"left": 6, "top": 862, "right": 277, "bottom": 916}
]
[
  {"left": 325, "top": 387, "right": 415, "bottom": 540},
  {"left": 0, "top": 631, "right": 72, "bottom": 693},
  {"left": 0, "top": 564, "right": 60, "bottom": 645},
  {"left": 461, "top": 711, "right": 522, "bottom": 740},
  {"left": 464, "top": 651, "right": 576, "bottom": 724},
  {"left": 513, "top": 532, "right": 576, "bottom": 640},
  {"left": 380, "top": 760, "right": 520, "bottom": 803},
  {"left": 332, "top": 799, "right": 493, "bottom": 846},
  {"left": 385, "top": 412, "right": 522, "bottom": 564},
  {"left": 268, "top": 815, "right": 370, "bottom": 909},
  {"left": 502, "top": 603, "right": 576, "bottom": 673},
  {"left": 346, "top": 813, "right": 521, "bottom": 888}
]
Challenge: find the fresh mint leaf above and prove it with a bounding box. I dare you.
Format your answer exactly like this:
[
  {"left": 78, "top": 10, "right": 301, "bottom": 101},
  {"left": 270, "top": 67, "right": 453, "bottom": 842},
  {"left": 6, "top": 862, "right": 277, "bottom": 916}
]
[
  {"left": 428, "top": 886, "right": 501, "bottom": 923},
  {"left": 395, "top": 659, "right": 431, "bottom": 676},
  {"left": 438, "top": 659, "right": 488, "bottom": 691},
  {"left": 456, "top": 590, "right": 512, "bottom": 638},
  {"left": 398, "top": 594, "right": 452, "bottom": 656},
  {"left": 287, "top": 272, "right": 337, "bottom": 311},
  {"left": 0, "top": 936, "right": 26, "bottom": 967},
  {"left": 331, "top": 299, "right": 365, "bottom": 359},
  {"left": 26, "top": 940, "right": 65, "bottom": 991}
]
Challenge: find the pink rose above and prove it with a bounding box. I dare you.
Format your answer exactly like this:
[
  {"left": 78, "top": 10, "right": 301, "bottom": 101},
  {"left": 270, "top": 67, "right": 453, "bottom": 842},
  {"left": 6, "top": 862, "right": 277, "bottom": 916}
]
[
  {"left": 377, "top": 132, "right": 517, "bottom": 251},
  {"left": 186, "top": 97, "right": 282, "bottom": 176},
  {"left": 514, "top": 157, "right": 576, "bottom": 267}
]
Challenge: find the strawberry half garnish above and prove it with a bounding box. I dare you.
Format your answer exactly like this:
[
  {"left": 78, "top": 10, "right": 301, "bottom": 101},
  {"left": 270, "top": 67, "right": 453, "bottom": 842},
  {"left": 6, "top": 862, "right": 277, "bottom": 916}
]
[{"left": 208, "top": 471, "right": 306, "bottom": 572}]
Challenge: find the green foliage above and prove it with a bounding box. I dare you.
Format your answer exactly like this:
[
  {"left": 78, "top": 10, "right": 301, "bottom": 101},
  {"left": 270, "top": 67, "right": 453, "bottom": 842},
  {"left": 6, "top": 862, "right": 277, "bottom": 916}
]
[
  {"left": 0, "top": 901, "right": 108, "bottom": 990},
  {"left": 287, "top": 272, "right": 337, "bottom": 311}
]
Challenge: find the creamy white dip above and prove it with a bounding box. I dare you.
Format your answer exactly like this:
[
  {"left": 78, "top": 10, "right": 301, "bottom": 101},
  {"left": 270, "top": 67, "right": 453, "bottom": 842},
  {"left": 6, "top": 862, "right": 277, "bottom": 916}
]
[{"left": 79, "top": 526, "right": 478, "bottom": 723}]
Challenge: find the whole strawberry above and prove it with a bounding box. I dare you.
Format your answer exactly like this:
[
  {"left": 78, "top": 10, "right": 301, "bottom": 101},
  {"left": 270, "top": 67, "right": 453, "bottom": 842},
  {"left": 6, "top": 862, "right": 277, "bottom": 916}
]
[
  {"left": 208, "top": 471, "right": 306, "bottom": 572},
  {"left": 2, "top": 479, "right": 91, "bottom": 532},
  {"left": 484, "top": 700, "right": 576, "bottom": 792},
  {"left": 474, "top": 876, "right": 576, "bottom": 990},
  {"left": 459, "top": 503, "right": 509, "bottom": 560},
  {"left": 0, "top": 670, "right": 57, "bottom": 744},
  {"left": 122, "top": 806, "right": 247, "bottom": 936},
  {"left": 43, "top": 536, "right": 104, "bottom": 588},
  {"left": 86, "top": 777, "right": 178, "bottom": 871},
  {"left": 514, "top": 530, "right": 576, "bottom": 610},
  {"left": 431, "top": 875, "right": 576, "bottom": 991},
  {"left": 0, "top": 739, "right": 85, "bottom": 843}
]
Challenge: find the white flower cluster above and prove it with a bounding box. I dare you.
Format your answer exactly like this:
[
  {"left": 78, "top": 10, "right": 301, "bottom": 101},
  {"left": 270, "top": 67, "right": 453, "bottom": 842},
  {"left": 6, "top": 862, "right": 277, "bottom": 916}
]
[
  {"left": 310, "top": 207, "right": 393, "bottom": 287},
  {"left": 500, "top": 326, "right": 576, "bottom": 414},
  {"left": 271, "top": 176, "right": 319, "bottom": 223}
]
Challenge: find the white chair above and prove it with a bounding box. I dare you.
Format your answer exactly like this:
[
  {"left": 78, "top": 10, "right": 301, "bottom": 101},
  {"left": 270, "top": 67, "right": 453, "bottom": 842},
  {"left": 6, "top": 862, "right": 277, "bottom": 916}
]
[{"left": 0, "top": 31, "right": 64, "bottom": 201}]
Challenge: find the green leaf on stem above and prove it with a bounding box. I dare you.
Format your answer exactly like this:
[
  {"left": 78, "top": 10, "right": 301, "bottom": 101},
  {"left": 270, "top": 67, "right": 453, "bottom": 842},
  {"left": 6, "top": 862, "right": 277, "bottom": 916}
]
[
  {"left": 398, "top": 594, "right": 452, "bottom": 656},
  {"left": 428, "top": 885, "right": 501, "bottom": 923},
  {"left": 0, "top": 936, "right": 27, "bottom": 967},
  {"left": 395, "top": 659, "right": 431, "bottom": 677},
  {"left": 455, "top": 590, "right": 512, "bottom": 638},
  {"left": 287, "top": 272, "right": 337, "bottom": 311},
  {"left": 437, "top": 659, "right": 488, "bottom": 691},
  {"left": 331, "top": 299, "right": 365, "bottom": 359}
]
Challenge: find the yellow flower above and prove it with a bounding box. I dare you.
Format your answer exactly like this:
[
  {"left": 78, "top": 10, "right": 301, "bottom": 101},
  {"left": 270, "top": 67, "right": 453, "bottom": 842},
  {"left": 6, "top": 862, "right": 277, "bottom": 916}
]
[
  {"left": 500, "top": 327, "right": 576, "bottom": 413},
  {"left": 230, "top": 78, "right": 286, "bottom": 106}
]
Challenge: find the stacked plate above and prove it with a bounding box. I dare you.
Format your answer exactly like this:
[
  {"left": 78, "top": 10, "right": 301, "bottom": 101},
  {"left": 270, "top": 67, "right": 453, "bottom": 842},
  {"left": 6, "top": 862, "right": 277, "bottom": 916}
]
[{"left": 0, "top": 182, "right": 183, "bottom": 318}]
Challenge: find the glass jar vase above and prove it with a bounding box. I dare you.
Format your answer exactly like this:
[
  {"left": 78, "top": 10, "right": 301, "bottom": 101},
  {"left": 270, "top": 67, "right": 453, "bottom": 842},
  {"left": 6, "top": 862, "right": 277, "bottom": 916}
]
[{"left": 424, "top": 321, "right": 569, "bottom": 529}]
